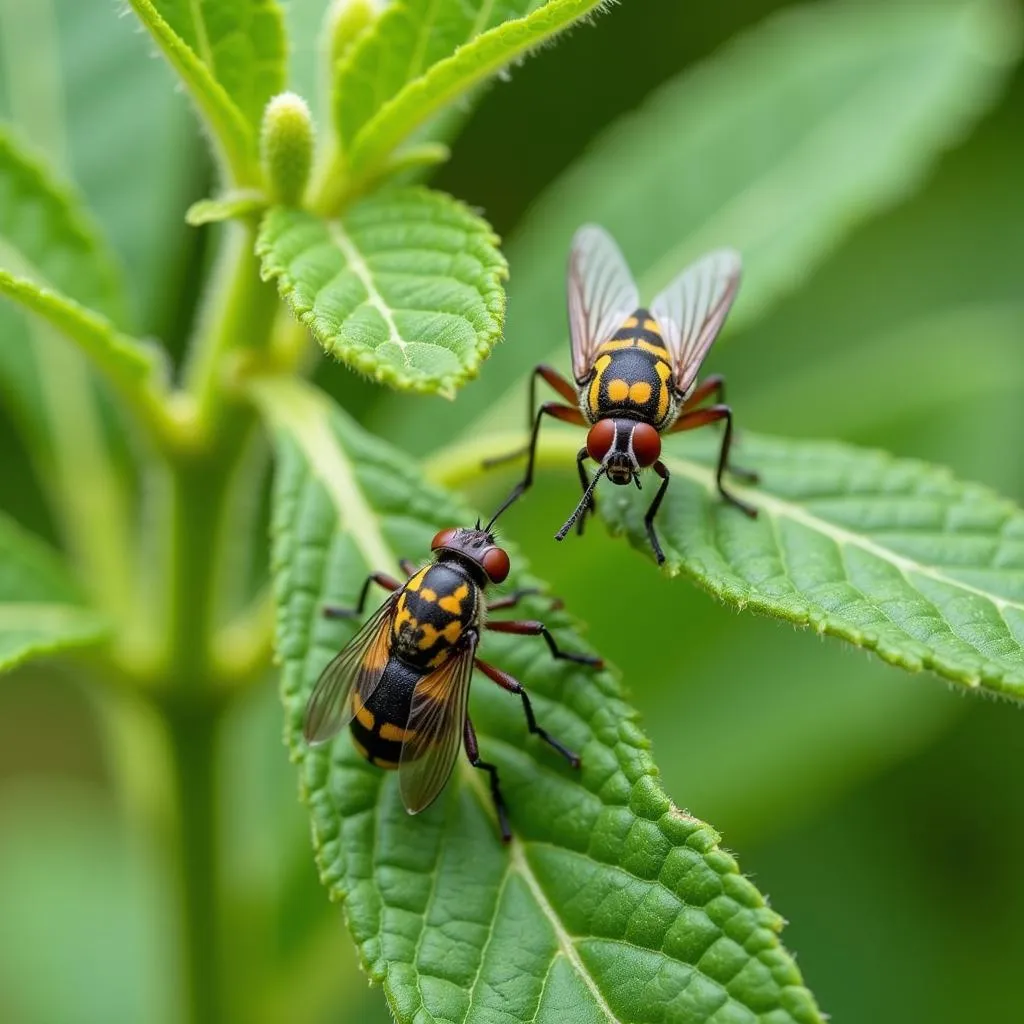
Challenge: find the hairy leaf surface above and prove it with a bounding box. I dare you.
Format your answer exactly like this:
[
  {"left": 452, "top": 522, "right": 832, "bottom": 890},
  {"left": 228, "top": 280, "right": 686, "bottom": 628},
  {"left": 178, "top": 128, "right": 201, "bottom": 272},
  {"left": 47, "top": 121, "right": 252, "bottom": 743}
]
[
  {"left": 0, "top": 511, "right": 106, "bottom": 671},
  {"left": 335, "top": 0, "right": 607, "bottom": 175},
  {"left": 252, "top": 376, "right": 823, "bottom": 1024},
  {"left": 257, "top": 188, "right": 507, "bottom": 396},
  {"left": 381, "top": 0, "right": 1021, "bottom": 450},
  {"left": 442, "top": 429, "right": 1024, "bottom": 701}
]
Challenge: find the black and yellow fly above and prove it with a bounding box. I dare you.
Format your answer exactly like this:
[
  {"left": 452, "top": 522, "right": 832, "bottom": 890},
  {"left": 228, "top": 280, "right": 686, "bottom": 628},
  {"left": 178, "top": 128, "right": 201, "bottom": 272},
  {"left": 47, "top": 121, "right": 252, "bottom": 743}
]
[
  {"left": 489, "top": 225, "right": 758, "bottom": 564},
  {"left": 303, "top": 524, "right": 601, "bottom": 841}
]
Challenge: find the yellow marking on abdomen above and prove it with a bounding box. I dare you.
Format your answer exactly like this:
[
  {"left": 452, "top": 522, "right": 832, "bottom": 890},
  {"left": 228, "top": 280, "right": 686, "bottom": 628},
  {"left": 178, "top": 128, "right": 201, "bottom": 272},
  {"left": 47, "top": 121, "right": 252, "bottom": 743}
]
[
  {"left": 588, "top": 354, "right": 612, "bottom": 411},
  {"left": 420, "top": 588, "right": 437, "bottom": 602},
  {"left": 352, "top": 738, "right": 370, "bottom": 760},
  {"left": 607, "top": 378, "right": 630, "bottom": 403},
  {"left": 629, "top": 382, "right": 652, "bottom": 403},
  {"left": 438, "top": 583, "right": 469, "bottom": 615},
  {"left": 638, "top": 339, "right": 669, "bottom": 357},
  {"left": 380, "top": 722, "right": 417, "bottom": 743},
  {"left": 598, "top": 338, "right": 636, "bottom": 353},
  {"left": 643, "top": 318, "right": 661, "bottom": 333},
  {"left": 352, "top": 693, "right": 375, "bottom": 730},
  {"left": 373, "top": 756, "right": 400, "bottom": 770},
  {"left": 416, "top": 619, "right": 463, "bottom": 650},
  {"left": 405, "top": 569, "right": 427, "bottom": 592}
]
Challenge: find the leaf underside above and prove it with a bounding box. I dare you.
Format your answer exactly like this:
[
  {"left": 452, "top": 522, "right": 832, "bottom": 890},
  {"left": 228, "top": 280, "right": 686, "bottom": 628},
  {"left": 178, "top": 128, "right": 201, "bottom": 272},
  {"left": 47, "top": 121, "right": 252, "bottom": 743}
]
[
  {"left": 600, "top": 430, "right": 1024, "bottom": 700},
  {"left": 260, "top": 379, "right": 823, "bottom": 1024},
  {"left": 0, "top": 512, "right": 106, "bottom": 671},
  {"left": 257, "top": 188, "right": 507, "bottom": 397}
]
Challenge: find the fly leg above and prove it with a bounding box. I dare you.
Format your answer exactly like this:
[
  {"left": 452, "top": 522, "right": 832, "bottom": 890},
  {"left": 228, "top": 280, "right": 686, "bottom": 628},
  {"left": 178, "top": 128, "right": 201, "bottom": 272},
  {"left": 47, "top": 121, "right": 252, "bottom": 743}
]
[
  {"left": 669, "top": 404, "right": 759, "bottom": 517},
  {"left": 487, "top": 588, "right": 563, "bottom": 612},
  {"left": 476, "top": 659, "right": 580, "bottom": 768},
  {"left": 399, "top": 559, "right": 418, "bottom": 577},
  {"left": 323, "top": 572, "right": 401, "bottom": 619},
  {"left": 486, "top": 619, "right": 603, "bottom": 668},
  {"left": 679, "top": 377, "right": 757, "bottom": 483},
  {"left": 464, "top": 715, "right": 511, "bottom": 843},
  {"left": 644, "top": 461, "right": 672, "bottom": 565}
]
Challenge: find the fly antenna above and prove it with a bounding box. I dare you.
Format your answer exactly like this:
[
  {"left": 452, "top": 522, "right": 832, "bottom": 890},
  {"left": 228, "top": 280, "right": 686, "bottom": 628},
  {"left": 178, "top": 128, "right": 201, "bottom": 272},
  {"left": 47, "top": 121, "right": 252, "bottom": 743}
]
[{"left": 555, "top": 466, "right": 606, "bottom": 540}]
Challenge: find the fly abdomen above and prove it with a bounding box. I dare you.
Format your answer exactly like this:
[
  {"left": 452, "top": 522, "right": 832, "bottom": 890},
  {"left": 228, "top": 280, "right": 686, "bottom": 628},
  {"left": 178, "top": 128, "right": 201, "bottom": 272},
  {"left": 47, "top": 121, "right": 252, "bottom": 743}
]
[{"left": 349, "top": 658, "right": 422, "bottom": 770}]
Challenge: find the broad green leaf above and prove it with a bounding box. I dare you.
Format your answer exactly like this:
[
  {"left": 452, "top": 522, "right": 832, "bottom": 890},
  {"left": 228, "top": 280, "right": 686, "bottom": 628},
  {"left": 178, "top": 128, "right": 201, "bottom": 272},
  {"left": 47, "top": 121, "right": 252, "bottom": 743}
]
[
  {"left": 0, "top": 510, "right": 106, "bottom": 671},
  {"left": 435, "top": 428, "right": 1024, "bottom": 702},
  {"left": 250, "top": 376, "right": 823, "bottom": 1024},
  {"left": 379, "top": 0, "right": 1021, "bottom": 451},
  {"left": 335, "top": 0, "right": 606, "bottom": 176},
  {"left": 144, "top": 0, "right": 287, "bottom": 130},
  {"left": 124, "top": 0, "right": 259, "bottom": 183},
  {"left": 257, "top": 188, "right": 507, "bottom": 397}
]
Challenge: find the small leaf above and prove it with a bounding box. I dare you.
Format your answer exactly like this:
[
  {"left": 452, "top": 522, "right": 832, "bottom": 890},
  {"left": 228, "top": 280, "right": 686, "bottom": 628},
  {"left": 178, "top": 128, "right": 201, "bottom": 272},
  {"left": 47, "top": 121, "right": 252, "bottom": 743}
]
[
  {"left": 0, "top": 511, "right": 107, "bottom": 672},
  {"left": 335, "top": 0, "right": 608, "bottom": 176},
  {"left": 257, "top": 188, "right": 507, "bottom": 397},
  {"left": 250, "top": 376, "right": 824, "bottom": 1024},
  {"left": 185, "top": 190, "right": 267, "bottom": 226},
  {"left": 474, "top": 427, "right": 1024, "bottom": 702},
  {"left": 124, "top": 0, "right": 260, "bottom": 183},
  {"left": 142, "top": 0, "right": 287, "bottom": 130}
]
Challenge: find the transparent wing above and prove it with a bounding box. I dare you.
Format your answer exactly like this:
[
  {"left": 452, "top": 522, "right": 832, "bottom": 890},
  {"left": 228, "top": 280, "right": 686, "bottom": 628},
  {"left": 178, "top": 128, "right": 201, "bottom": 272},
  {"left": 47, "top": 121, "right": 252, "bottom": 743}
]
[
  {"left": 650, "top": 248, "right": 741, "bottom": 396},
  {"left": 398, "top": 632, "right": 478, "bottom": 814},
  {"left": 302, "top": 595, "right": 397, "bottom": 745},
  {"left": 567, "top": 224, "right": 640, "bottom": 381}
]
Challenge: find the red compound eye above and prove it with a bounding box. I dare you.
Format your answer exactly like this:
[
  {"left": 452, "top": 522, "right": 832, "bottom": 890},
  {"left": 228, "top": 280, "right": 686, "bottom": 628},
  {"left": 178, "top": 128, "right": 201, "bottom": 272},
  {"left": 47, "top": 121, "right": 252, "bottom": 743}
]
[
  {"left": 586, "top": 419, "right": 616, "bottom": 461},
  {"left": 431, "top": 527, "right": 458, "bottom": 551},
  {"left": 481, "top": 547, "right": 510, "bottom": 584},
  {"left": 631, "top": 423, "right": 661, "bottom": 468}
]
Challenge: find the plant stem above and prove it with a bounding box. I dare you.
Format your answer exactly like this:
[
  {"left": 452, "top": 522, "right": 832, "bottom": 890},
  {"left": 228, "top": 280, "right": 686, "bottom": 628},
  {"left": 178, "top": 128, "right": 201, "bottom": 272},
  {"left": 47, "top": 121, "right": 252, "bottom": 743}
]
[
  {"left": 165, "top": 697, "right": 225, "bottom": 1024},
  {"left": 422, "top": 429, "right": 580, "bottom": 490}
]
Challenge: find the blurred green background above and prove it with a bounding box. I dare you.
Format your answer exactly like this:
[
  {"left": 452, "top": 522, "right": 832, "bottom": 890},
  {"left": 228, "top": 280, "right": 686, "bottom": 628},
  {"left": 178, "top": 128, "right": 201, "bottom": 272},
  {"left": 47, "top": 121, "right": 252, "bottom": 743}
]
[{"left": 1, "top": 0, "right": 1023, "bottom": 1021}]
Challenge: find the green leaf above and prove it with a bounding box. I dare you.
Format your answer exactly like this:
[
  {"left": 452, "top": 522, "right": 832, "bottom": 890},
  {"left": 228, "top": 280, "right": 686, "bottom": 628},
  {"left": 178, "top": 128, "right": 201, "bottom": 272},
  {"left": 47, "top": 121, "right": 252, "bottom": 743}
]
[
  {"left": 186, "top": 190, "right": 267, "bottom": 226},
  {"left": 440, "top": 428, "right": 1024, "bottom": 702},
  {"left": 0, "top": 125, "right": 125, "bottom": 321},
  {"left": 144, "top": 0, "right": 287, "bottom": 130},
  {"left": 0, "top": 270, "right": 172, "bottom": 430},
  {"left": 335, "top": 0, "right": 607, "bottom": 176},
  {"left": 380, "top": 0, "right": 1021, "bottom": 451},
  {"left": 124, "top": 0, "right": 260, "bottom": 183},
  {"left": 0, "top": 510, "right": 106, "bottom": 671},
  {"left": 250, "top": 376, "right": 823, "bottom": 1024},
  {"left": 257, "top": 188, "right": 507, "bottom": 397}
]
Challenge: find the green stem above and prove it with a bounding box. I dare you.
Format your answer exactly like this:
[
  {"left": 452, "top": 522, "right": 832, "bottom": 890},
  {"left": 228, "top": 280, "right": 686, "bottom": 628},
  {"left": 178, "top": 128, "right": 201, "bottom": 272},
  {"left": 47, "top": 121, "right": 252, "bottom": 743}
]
[
  {"left": 166, "top": 698, "right": 225, "bottom": 1024},
  {"left": 422, "top": 428, "right": 580, "bottom": 490}
]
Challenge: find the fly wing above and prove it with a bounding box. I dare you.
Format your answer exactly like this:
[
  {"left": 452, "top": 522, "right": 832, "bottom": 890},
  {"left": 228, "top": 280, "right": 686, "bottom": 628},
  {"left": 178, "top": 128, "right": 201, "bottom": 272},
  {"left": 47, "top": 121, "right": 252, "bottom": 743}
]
[
  {"left": 567, "top": 224, "right": 640, "bottom": 381},
  {"left": 398, "top": 632, "right": 478, "bottom": 814},
  {"left": 302, "top": 594, "right": 398, "bottom": 745},
  {"left": 650, "top": 249, "right": 741, "bottom": 396}
]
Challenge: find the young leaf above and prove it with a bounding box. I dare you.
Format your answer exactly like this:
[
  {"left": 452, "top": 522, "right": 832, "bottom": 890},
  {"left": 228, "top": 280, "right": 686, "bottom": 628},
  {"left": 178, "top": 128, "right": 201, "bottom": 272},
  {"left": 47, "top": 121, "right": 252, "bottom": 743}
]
[
  {"left": 335, "top": 0, "right": 608, "bottom": 176},
  {"left": 250, "top": 376, "right": 824, "bottom": 1024},
  {"left": 124, "top": 0, "right": 260, "bottom": 183},
  {"left": 257, "top": 188, "right": 507, "bottom": 397},
  {"left": 140, "top": 0, "right": 287, "bottom": 130},
  {"left": 0, "top": 511, "right": 107, "bottom": 672},
  {"left": 185, "top": 190, "right": 267, "bottom": 226},
  {"left": 382, "top": 0, "right": 1021, "bottom": 450},
  {"left": 444, "top": 428, "right": 1024, "bottom": 702}
]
